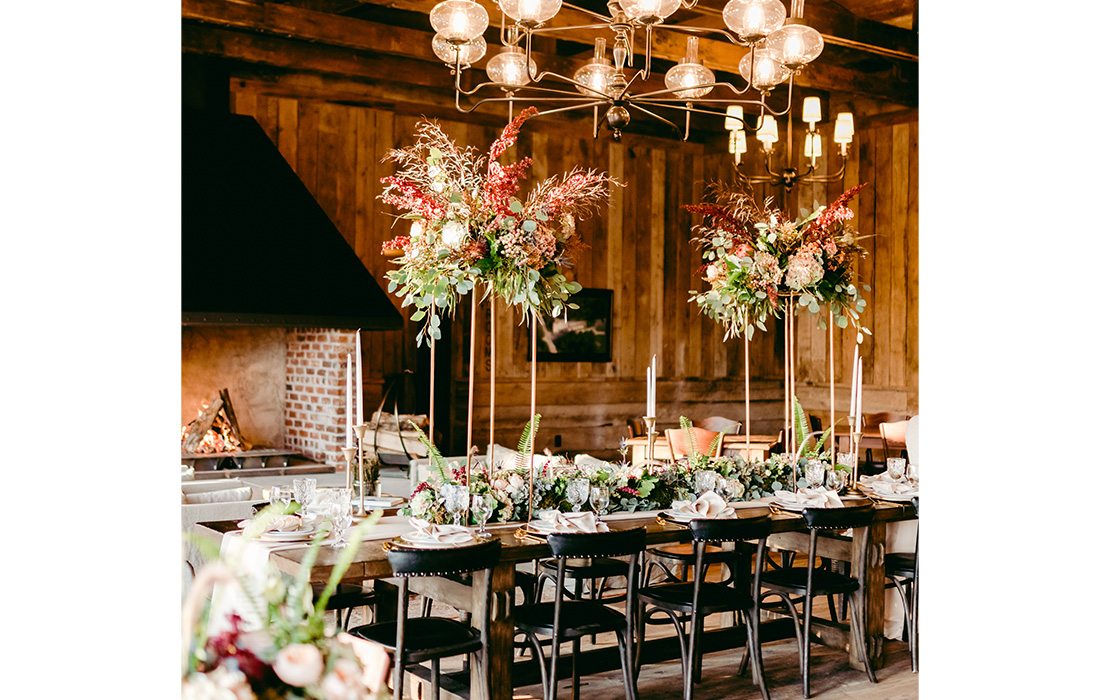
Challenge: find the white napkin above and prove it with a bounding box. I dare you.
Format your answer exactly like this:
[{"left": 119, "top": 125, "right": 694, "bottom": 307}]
[
  {"left": 870, "top": 480, "right": 918, "bottom": 496},
  {"left": 774, "top": 487, "right": 844, "bottom": 508},
  {"left": 236, "top": 514, "right": 302, "bottom": 532},
  {"left": 408, "top": 518, "right": 474, "bottom": 544},
  {"left": 535, "top": 510, "right": 609, "bottom": 533},
  {"left": 670, "top": 491, "right": 738, "bottom": 519}
]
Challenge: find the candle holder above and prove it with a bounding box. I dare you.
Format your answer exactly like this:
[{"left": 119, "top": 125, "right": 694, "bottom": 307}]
[
  {"left": 643, "top": 415, "right": 657, "bottom": 466},
  {"left": 850, "top": 429, "right": 863, "bottom": 486},
  {"left": 354, "top": 423, "right": 370, "bottom": 515},
  {"left": 341, "top": 447, "right": 357, "bottom": 491}
]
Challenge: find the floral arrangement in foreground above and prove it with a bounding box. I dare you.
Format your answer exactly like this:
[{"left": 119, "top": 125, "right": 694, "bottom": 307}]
[
  {"left": 402, "top": 417, "right": 799, "bottom": 525},
  {"left": 686, "top": 181, "right": 871, "bottom": 340},
  {"left": 183, "top": 510, "right": 388, "bottom": 700},
  {"left": 380, "top": 107, "right": 620, "bottom": 344}
]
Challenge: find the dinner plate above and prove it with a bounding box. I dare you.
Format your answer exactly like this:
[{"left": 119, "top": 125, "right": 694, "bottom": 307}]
[
  {"left": 660, "top": 510, "right": 695, "bottom": 523},
  {"left": 865, "top": 490, "right": 918, "bottom": 502},
  {"left": 258, "top": 526, "right": 317, "bottom": 542},
  {"left": 390, "top": 533, "right": 477, "bottom": 549}
]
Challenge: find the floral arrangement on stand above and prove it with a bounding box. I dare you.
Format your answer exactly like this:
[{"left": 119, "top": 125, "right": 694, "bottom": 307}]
[
  {"left": 686, "top": 181, "right": 871, "bottom": 340},
  {"left": 182, "top": 510, "right": 388, "bottom": 700},
  {"left": 380, "top": 107, "right": 620, "bottom": 344},
  {"left": 402, "top": 418, "right": 794, "bottom": 525}
]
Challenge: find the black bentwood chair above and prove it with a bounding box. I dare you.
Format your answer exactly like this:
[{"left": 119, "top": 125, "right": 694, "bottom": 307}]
[
  {"left": 312, "top": 582, "right": 377, "bottom": 631},
  {"left": 884, "top": 497, "right": 918, "bottom": 672},
  {"left": 637, "top": 516, "right": 774, "bottom": 700},
  {"left": 760, "top": 505, "right": 878, "bottom": 698},
  {"left": 516, "top": 527, "right": 646, "bottom": 700},
  {"left": 349, "top": 539, "right": 502, "bottom": 700}
]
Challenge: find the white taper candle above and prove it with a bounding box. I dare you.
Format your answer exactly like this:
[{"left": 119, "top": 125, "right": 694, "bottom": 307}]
[
  {"left": 355, "top": 329, "right": 364, "bottom": 426},
  {"left": 345, "top": 352, "right": 354, "bottom": 448}
]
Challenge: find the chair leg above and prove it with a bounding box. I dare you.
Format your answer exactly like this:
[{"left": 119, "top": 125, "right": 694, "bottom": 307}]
[
  {"left": 746, "top": 608, "right": 770, "bottom": 700},
  {"left": 801, "top": 596, "right": 813, "bottom": 699},
  {"left": 615, "top": 628, "right": 639, "bottom": 700},
  {"left": 634, "top": 603, "right": 647, "bottom": 677},
  {"left": 479, "top": 645, "right": 492, "bottom": 700},
  {"left": 527, "top": 633, "right": 550, "bottom": 700},
  {"left": 392, "top": 654, "right": 404, "bottom": 700},
  {"left": 421, "top": 597, "right": 433, "bottom": 618},
  {"left": 848, "top": 593, "right": 878, "bottom": 685},
  {"left": 430, "top": 658, "right": 440, "bottom": 700},
  {"left": 571, "top": 638, "right": 581, "bottom": 700},
  {"left": 910, "top": 579, "right": 918, "bottom": 673}
]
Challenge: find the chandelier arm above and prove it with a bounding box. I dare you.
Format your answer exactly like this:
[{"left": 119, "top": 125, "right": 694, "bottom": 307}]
[
  {"left": 559, "top": 2, "right": 615, "bottom": 22},
  {"left": 653, "top": 23, "right": 750, "bottom": 47},
  {"left": 528, "top": 70, "right": 616, "bottom": 100},
  {"left": 629, "top": 103, "right": 686, "bottom": 140},
  {"left": 626, "top": 80, "right": 757, "bottom": 100},
  {"left": 527, "top": 22, "right": 615, "bottom": 34},
  {"left": 453, "top": 90, "right": 602, "bottom": 115},
  {"left": 527, "top": 100, "right": 608, "bottom": 117}
]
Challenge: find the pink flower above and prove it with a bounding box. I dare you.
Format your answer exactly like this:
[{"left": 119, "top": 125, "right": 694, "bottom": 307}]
[
  {"left": 273, "top": 643, "right": 324, "bottom": 688},
  {"left": 320, "top": 658, "right": 367, "bottom": 700}
]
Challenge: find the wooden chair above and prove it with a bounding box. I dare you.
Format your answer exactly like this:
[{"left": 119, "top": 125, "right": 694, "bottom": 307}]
[
  {"left": 349, "top": 539, "right": 502, "bottom": 700},
  {"left": 627, "top": 417, "right": 647, "bottom": 439},
  {"left": 516, "top": 528, "right": 645, "bottom": 700},
  {"left": 879, "top": 420, "right": 909, "bottom": 461},
  {"left": 665, "top": 427, "right": 724, "bottom": 460},
  {"left": 859, "top": 412, "right": 909, "bottom": 466},
  {"left": 885, "top": 497, "right": 918, "bottom": 672},
  {"left": 698, "top": 416, "right": 742, "bottom": 435}
]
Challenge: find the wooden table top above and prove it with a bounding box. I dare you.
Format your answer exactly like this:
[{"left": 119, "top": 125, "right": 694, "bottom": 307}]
[
  {"left": 195, "top": 502, "right": 916, "bottom": 583},
  {"left": 624, "top": 434, "right": 780, "bottom": 446}
]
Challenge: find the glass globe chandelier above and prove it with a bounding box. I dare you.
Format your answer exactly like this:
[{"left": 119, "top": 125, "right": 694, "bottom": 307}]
[
  {"left": 726, "top": 94, "right": 855, "bottom": 190},
  {"left": 432, "top": 0, "right": 832, "bottom": 141}
]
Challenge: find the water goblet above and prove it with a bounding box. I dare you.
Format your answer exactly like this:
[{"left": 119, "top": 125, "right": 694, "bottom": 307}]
[
  {"left": 293, "top": 477, "right": 317, "bottom": 515},
  {"left": 442, "top": 483, "right": 470, "bottom": 526},
  {"left": 887, "top": 457, "right": 907, "bottom": 482},
  {"left": 590, "top": 485, "right": 610, "bottom": 523},
  {"left": 471, "top": 494, "right": 493, "bottom": 539},
  {"left": 694, "top": 469, "right": 719, "bottom": 496},
  {"left": 805, "top": 459, "right": 827, "bottom": 489},
  {"left": 566, "top": 478, "right": 591, "bottom": 513},
  {"left": 326, "top": 487, "right": 353, "bottom": 548},
  {"left": 824, "top": 467, "right": 843, "bottom": 492},
  {"left": 270, "top": 485, "right": 292, "bottom": 512}
]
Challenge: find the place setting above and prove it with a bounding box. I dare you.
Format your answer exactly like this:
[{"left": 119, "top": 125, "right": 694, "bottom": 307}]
[{"left": 857, "top": 457, "right": 920, "bottom": 502}]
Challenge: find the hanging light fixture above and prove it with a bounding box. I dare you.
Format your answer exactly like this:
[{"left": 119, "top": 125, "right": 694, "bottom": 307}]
[
  {"left": 433, "top": 0, "right": 833, "bottom": 140},
  {"left": 730, "top": 93, "right": 854, "bottom": 190}
]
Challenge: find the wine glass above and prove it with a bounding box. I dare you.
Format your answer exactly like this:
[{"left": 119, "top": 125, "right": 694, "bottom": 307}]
[
  {"left": 293, "top": 477, "right": 317, "bottom": 515},
  {"left": 566, "top": 478, "right": 591, "bottom": 513},
  {"left": 805, "top": 459, "right": 827, "bottom": 489},
  {"left": 694, "top": 469, "right": 719, "bottom": 496},
  {"left": 590, "top": 485, "right": 610, "bottom": 523},
  {"left": 471, "top": 494, "right": 492, "bottom": 538},
  {"left": 271, "top": 485, "right": 292, "bottom": 512},
  {"left": 441, "top": 483, "right": 470, "bottom": 526},
  {"left": 325, "top": 487, "right": 353, "bottom": 548},
  {"left": 887, "top": 457, "right": 907, "bottom": 482},
  {"left": 824, "top": 467, "right": 843, "bottom": 492}
]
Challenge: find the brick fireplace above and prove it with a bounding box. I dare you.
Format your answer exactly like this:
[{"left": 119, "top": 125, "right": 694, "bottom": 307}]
[{"left": 284, "top": 329, "right": 356, "bottom": 467}]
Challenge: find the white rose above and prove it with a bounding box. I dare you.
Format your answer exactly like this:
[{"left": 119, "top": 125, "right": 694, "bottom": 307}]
[
  {"left": 705, "top": 264, "right": 719, "bottom": 280},
  {"left": 319, "top": 659, "right": 365, "bottom": 700},
  {"left": 441, "top": 220, "right": 468, "bottom": 248},
  {"left": 273, "top": 643, "right": 324, "bottom": 688},
  {"left": 491, "top": 477, "right": 508, "bottom": 492},
  {"left": 182, "top": 668, "right": 255, "bottom": 700},
  {"left": 507, "top": 474, "right": 524, "bottom": 492}
]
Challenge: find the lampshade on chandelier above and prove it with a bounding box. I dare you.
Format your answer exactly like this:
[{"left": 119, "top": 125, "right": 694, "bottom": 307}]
[
  {"left": 726, "top": 95, "right": 854, "bottom": 190},
  {"left": 429, "top": 0, "right": 835, "bottom": 140}
]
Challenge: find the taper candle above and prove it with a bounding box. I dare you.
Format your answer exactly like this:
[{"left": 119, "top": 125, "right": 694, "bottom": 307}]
[
  {"left": 855, "top": 357, "right": 864, "bottom": 430},
  {"left": 345, "top": 352, "right": 354, "bottom": 448},
  {"left": 355, "top": 329, "right": 364, "bottom": 425},
  {"left": 849, "top": 344, "right": 859, "bottom": 418}
]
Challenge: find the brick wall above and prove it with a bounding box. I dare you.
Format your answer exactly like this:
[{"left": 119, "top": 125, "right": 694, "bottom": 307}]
[{"left": 285, "top": 329, "right": 356, "bottom": 466}]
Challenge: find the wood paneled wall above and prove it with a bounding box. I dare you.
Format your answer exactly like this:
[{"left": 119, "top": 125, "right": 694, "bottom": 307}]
[{"left": 231, "top": 78, "right": 917, "bottom": 456}]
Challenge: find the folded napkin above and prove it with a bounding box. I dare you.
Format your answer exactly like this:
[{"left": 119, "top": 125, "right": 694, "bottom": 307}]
[
  {"left": 535, "top": 510, "right": 609, "bottom": 533},
  {"left": 236, "top": 514, "right": 303, "bottom": 532},
  {"left": 859, "top": 472, "right": 911, "bottom": 486},
  {"left": 870, "top": 480, "right": 918, "bottom": 496},
  {"left": 670, "top": 491, "right": 738, "bottom": 519},
  {"left": 408, "top": 518, "right": 474, "bottom": 544},
  {"left": 774, "top": 487, "right": 844, "bottom": 508}
]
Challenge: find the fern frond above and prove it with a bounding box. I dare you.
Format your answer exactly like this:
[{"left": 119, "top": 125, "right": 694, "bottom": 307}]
[
  {"left": 793, "top": 396, "right": 810, "bottom": 452},
  {"left": 679, "top": 416, "right": 698, "bottom": 458},
  {"left": 411, "top": 423, "right": 448, "bottom": 481},
  {"left": 513, "top": 413, "right": 542, "bottom": 470},
  {"left": 813, "top": 427, "right": 834, "bottom": 457},
  {"left": 708, "top": 432, "right": 726, "bottom": 457}
]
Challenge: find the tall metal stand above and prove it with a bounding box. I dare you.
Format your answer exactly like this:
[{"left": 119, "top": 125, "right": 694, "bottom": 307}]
[
  {"left": 643, "top": 415, "right": 657, "bottom": 465},
  {"left": 527, "top": 316, "right": 538, "bottom": 523}
]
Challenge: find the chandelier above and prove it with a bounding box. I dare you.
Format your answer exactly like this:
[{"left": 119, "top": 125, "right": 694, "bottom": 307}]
[
  {"left": 428, "top": 0, "right": 832, "bottom": 140},
  {"left": 725, "top": 96, "right": 855, "bottom": 190}
]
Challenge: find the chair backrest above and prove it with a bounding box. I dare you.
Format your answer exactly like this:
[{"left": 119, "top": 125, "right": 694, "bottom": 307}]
[
  {"left": 879, "top": 420, "right": 909, "bottom": 460},
  {"left": 546, "top": 527, "right": 647, "bottom": 559},
  {"left": 801, "top": 504, "right": 876, "bottom": 530},
  {"left": 627, "top": 417, "right": 646, "bottom": 439},
  {"left": 905, "top": 415, "right": 919, "bottom": 470},
  {"left": 862, "top": 411, "right": 908, "bottom": 433},
  {"left": 688, "top": 514, "right": 773, "bottom": 543},
  {"left": 387, "top": 538, "right": 502, "bottom": 578},
  {"left": 665, "top": 427, "right": 723, "bottom": 459},
  {"left": 698, "top": 416, "right": 742, "bottom": 435}
]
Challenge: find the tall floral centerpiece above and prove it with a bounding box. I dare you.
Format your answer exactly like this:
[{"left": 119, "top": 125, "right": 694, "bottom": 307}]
[
  {"left": 380, "top": 108, "right": 618, "bottom": 503},
  {"left": 684, "top": 181, "right": 871, "bottom": 464}
]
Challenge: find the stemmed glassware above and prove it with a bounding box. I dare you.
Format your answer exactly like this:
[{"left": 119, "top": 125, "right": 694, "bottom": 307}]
[
  {"left": 566, "top": 478, "right": 591, "bottom": 513},
  {"left": 805, "top": 459, "right": 827, "bottom": 489},
  {"left": 270, "top": 485, "right": 292, "bottom": 512},
  {"left": 471, "top": 494, "right": 492, "bottom": 539},
  {"left": 323, "top": 487, "right": 353, "bottom": 549},
  {"left": 440, "top": 483, "right": 470, "bottom": 527},
  {"left": 694, "top": 469, "right": 719, "bottom": 496},
  {"left": 887, "top": 457, "right": 907, "bottom": 482},
  {"left": 589, "top": 486, "right": 610, "bottom": 523},
  {"left": 292, "top": 477, "right": 317, "bottom": 515}
]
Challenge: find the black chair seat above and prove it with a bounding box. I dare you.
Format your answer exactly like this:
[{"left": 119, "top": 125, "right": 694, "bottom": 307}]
[
  {"left": 313, "top": 582, "right": 376, "bottom": 611},
  {"left": 515, "top": 600, "right": 627, "bottom": 639},
  {"left": 539, "top": 556, "right": 629, "bottom": 580},
  {"left": 885, "top": 552, "right": 916, "bottom": 579},
  {"left": 639, "top": 581, "right": 753, "bottom": 614},
  {"left": 515, "top": 570, "right": 539, "bottom": 605},
  {"left": 649, "top": 542, "right": 737, "bottom": 562},
  {"left": 762, "top": 567, "right": 859, "bottom": 595},
  {"left": 349, "top": 617, "right": 482, "bottom": 663}
]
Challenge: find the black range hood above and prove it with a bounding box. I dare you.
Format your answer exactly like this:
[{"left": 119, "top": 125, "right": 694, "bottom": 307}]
[{"left": 182, "top": 109, "right": 402, "bottom": 330}]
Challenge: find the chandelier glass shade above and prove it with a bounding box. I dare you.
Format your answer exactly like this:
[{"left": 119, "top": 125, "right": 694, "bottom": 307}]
[{"left": 433, "top": 0, "right": 833, "bottom": 141}]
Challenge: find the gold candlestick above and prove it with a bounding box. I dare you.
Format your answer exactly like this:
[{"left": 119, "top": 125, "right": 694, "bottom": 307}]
[
  {"left": 354, "top": 423, "right": 370, "bottom": 515},
  {"left": 850, "top": 427, "right": 863, "bottom": 486},
  {"left": 643, "top": 415, "right": 657, "bottom": 466},
  {"left": 341, "top": 447, "right": 357, "bottom": 491}
]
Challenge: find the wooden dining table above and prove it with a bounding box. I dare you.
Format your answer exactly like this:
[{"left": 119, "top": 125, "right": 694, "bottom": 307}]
[
  {"left": 196, "top": 500, "right": 915, "bottom": 699},
  {"left": 625, "top": 434, "right": 780, "bottom": 463}
]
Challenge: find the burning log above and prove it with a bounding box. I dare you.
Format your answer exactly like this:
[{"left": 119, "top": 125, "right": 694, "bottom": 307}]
[{"left": 181, "top": 388, "right": 251, "bottom": 454}]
